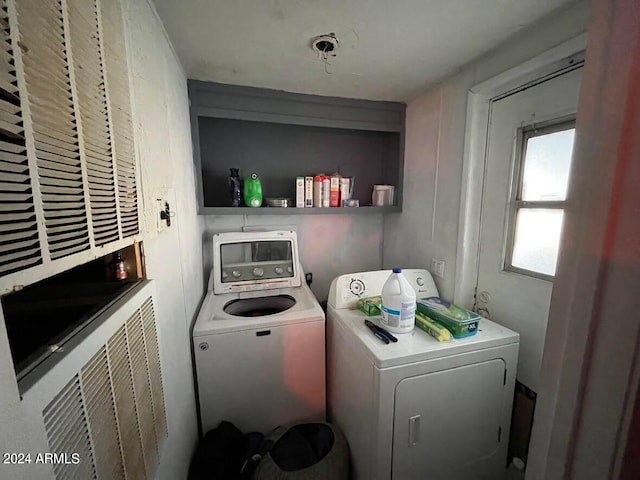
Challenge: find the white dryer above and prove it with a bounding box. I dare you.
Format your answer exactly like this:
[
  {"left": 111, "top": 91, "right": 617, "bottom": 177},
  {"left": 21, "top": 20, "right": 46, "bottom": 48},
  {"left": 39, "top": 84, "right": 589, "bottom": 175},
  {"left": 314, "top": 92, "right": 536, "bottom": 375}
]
[
  {"left": 193, "top": 231, "right": 325, "bottom": 435},
  {"left": 327, "top": 269, "right": 519, "bottom": 480}
]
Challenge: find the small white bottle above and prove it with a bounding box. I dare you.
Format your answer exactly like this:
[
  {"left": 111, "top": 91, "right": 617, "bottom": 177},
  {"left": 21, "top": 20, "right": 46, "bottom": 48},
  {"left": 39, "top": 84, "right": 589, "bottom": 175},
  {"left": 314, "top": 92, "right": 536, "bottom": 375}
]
[{"left": 381, "top": 267, "right": 416, "bottom": 334}]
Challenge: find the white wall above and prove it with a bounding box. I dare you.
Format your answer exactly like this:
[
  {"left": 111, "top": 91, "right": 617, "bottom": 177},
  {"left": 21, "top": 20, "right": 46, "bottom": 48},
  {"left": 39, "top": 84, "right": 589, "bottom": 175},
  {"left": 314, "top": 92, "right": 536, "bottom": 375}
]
[
  {"left": 124, "top": 0, "right": 204, "bottom": 477},
  {"left": 0, "top": 0, "right": 204, "bottom": 478},
  {"left": 202, "top": 215, "right": 383, "bottom": 301},
  {"left": 383, "top": 0, "right": 590, "bottom": 303}
]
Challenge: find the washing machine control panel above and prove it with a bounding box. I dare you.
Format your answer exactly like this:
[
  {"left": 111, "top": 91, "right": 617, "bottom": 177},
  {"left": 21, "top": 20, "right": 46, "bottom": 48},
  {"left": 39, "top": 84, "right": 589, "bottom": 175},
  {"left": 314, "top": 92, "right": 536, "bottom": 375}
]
[
  {"left": 212, "top": 231, "right": 303, "bottom": 294},
  {"left": 328, "top": 269, "right": 439, "bottom": 310},
  {"left": 220, "top": 261, "right": 292, "bottom": 283}
]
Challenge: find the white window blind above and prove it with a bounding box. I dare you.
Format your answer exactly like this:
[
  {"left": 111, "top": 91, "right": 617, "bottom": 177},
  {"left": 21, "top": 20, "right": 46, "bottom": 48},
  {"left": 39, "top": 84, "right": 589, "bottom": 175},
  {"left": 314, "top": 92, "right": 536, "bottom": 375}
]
[{"left": 0, "top": 0, "right": 139, "bottom": 285}]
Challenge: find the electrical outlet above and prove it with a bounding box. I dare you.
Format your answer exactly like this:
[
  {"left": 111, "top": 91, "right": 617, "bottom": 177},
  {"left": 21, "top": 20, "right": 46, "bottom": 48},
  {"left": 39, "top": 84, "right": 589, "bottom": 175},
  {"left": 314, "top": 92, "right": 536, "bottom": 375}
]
[{"left": 431, "top": 258, "right": 445, "bottom": 279}]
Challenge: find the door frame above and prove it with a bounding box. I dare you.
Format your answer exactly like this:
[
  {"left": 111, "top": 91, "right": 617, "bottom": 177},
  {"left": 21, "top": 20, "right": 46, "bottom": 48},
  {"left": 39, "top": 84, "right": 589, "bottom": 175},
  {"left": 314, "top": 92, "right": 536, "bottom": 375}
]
[
  {"left": 453, "top": 34, "right": 587, "bottom": 309},
  {"left": 454, "top": 33, "right": 587, "bottom": 476}
]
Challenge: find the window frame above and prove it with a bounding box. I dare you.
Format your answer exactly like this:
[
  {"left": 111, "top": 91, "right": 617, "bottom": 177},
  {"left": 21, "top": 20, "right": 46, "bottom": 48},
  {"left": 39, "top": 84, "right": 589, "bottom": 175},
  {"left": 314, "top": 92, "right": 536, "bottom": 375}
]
[{"left": 504, "top": 116, "right": 576, "bottom": 281}]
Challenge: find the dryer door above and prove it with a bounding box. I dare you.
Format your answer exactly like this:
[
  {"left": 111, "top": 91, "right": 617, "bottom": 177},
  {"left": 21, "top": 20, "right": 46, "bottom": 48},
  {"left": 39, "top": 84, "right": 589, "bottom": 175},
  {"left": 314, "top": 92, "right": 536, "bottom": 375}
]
[{"left": 392, "top": 359, "right": 506, "bottom": 480}]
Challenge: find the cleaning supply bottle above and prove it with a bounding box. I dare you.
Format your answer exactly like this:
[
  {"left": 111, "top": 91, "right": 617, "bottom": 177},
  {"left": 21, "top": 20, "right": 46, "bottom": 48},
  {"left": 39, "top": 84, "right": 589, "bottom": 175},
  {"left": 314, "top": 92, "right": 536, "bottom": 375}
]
[
  {"left": 381, "top": 267, "right": 416, "bottom": 334},
  {"left": 111, "top": 253, "right": 127, "bottom": 281},
  {"left": 243, "top": 172, "right": 263, "bottom": 207},
  {"left": 228, "top": 168, "right": 241, "bottom": 207}
]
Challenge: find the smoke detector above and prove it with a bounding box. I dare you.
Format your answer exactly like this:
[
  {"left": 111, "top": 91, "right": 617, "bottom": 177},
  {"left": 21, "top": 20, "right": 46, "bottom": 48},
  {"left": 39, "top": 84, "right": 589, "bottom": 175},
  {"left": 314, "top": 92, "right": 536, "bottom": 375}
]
[{"left": 311, "top": 34, "right": 339, "bottom": 56}]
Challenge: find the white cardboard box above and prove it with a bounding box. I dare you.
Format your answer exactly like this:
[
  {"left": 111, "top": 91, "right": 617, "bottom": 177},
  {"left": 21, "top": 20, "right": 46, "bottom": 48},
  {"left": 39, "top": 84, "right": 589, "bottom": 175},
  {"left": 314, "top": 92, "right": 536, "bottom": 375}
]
[{"left": 296, "top": 177, "right": 305, "bottom": 208}]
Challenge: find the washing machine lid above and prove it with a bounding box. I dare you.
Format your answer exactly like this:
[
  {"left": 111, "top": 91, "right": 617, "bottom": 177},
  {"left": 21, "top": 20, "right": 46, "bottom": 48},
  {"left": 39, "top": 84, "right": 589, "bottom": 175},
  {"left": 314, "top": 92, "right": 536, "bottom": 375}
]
[
  {"left": 212, "top": 230, "right": 301, "bottom": 294},
  {"left": 194, "top": 282, "right": 324, "bottom": 336},
  {"left": 329, "top": 308, "right": 519, "bottom": 369}
]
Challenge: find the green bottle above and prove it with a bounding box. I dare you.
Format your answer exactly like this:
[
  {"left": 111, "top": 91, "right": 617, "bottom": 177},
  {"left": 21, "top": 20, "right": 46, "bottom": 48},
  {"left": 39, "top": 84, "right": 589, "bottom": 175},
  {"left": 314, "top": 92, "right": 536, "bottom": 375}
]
[{"left": 243, "top": 173, "right": 263, "bottom": 207}]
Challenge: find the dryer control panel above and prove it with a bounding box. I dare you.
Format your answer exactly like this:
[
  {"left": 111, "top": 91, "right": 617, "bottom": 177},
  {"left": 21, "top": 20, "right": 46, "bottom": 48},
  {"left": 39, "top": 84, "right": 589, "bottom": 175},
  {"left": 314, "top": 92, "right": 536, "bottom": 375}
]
[{"left": 327, "top": 269, "right": 439, "bottom": 310}]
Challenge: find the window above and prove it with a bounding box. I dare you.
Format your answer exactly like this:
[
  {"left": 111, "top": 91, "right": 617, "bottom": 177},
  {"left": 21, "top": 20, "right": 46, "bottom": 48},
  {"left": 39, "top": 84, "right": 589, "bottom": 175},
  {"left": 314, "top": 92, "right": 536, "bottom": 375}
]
[{"left": 505, "top": 119, "right": 576, "bottom": 280}]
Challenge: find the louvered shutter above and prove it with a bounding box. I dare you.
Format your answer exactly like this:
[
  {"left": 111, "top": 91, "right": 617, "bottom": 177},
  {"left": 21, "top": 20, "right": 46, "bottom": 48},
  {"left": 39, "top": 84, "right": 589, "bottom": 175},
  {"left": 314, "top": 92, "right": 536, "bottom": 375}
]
[
  {"left": 0, "top": 0, "right": 41, "bottom": 275},
  {"left": 43, "top": 375, "right": 97, "bottom": 480},
  {"left": 0, "top": 0, "right": 141, "bottom": 287},
  {"left": 100, "top": 0, "right": 138, "bottom": 238},
  {"left": 16, "top": 0, "right": 91, "bottom": 260},
  {"left": 81, "top": 346, "right": 125, "bottom": 479},
  {"left": 141, "top": 297, "right": 168, "bottom": 442},
  {"left": 42, "top": 292, "right": 168, "bottom": 480},
  {"left": 107, "top": 324, "right": 147, "bottom": 479},
  {"left": 126, "top": 309, "right": 159, "bottom": 474},
  {"left": 68, "top": 0, "right": 119, "bottom": 246}
]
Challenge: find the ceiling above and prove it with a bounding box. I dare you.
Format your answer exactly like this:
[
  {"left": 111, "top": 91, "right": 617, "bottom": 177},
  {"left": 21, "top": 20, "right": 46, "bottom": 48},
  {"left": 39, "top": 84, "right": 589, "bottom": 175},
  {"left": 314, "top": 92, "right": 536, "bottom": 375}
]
[{"left": 153, "top": 0, "right": 578, "bottom": 102}]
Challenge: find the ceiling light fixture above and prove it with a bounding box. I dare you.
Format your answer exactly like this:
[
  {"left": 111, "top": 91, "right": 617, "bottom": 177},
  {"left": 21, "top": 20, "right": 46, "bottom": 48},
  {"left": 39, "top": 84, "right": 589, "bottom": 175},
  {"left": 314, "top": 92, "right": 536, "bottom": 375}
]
[
  {"left": 311, "top": 33, "right": 339, "bottom": 74},
  {"left": 311, "top": 33, "right": 339, "bottom": 55}
]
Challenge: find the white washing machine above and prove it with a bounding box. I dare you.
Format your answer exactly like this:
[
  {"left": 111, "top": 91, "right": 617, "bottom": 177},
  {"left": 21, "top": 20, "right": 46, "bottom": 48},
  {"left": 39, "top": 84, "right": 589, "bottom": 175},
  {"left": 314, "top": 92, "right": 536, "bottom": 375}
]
[
  {"left": 327, "top": 269, "right": 519, "bottom": 480},
  {"left": 193, "top": 230, "right": 325, "bottom": 435}
]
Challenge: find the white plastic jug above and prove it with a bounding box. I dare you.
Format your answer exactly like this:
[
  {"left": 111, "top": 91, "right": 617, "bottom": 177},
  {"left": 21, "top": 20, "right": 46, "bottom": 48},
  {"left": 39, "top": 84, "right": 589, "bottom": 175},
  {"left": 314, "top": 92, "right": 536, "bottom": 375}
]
[{"left": 381, "top": 267, "right": 416, "bottom": 334}]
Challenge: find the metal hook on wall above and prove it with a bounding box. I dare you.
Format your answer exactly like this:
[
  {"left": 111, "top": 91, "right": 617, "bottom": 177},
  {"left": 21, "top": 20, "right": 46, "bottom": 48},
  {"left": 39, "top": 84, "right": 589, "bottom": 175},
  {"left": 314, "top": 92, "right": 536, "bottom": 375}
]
[{"left": 159, "top": 201, "right": 175, "bottom": 227}]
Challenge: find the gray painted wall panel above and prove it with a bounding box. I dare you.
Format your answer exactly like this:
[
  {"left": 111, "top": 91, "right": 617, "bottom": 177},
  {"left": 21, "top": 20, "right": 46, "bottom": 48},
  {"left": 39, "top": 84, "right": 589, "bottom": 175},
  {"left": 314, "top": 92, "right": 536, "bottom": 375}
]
[
  {"left": 189, "top": 80, "right": 405, "bottom": 213},
  {"left": 190, "top": 80, "right": 405, "bottom": 130},
  {"left": 198, "top": 117, "right": 400, "bottom": 206}
]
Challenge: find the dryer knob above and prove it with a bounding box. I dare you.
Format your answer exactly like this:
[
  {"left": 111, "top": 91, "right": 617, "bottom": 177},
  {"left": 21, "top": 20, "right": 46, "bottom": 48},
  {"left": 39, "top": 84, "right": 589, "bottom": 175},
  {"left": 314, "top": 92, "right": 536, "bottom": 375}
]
[
  {"left": 253, "top": 267, "right": 264, "bottom": 277},
  {"left": 416, "top": 277, "right": 425, "bottom": 287},
  {"left": 222, "top": 271, "right": 228, "bottom": 279},
  {"left": 232, "top": 270, "right": 242, "bottom": 278},
  {"left": 287, "top": 266, "right": 293, "bottom": 274},
  {"left": 275, "top": 267, "right": 284, "bottom": 275}
]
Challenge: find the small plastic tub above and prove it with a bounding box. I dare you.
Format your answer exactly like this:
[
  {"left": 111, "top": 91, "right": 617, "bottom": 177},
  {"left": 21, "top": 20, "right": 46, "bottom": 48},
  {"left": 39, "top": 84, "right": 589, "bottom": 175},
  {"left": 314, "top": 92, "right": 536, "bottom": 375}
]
[{"left": 416, "top": 297, "right": 480, "bottom": 338}]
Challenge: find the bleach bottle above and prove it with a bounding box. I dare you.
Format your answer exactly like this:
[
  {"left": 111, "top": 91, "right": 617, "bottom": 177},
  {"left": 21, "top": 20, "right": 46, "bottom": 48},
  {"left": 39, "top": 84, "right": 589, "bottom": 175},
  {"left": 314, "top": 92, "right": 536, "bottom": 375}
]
[{"left": 381, "top": 267, "right": 416, "bottom": 334}]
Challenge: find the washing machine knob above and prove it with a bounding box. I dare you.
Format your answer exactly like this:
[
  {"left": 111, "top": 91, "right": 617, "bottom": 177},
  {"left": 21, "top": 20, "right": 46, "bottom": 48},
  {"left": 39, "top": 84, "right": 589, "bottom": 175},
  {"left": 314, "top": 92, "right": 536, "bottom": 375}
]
[
  {"left": 416, "top": 277, "right": 425, "bottom": 287},
  {"left": 222, "top": 271, "right": 228, "bottom": 279},
  {"left": 287, "top": 266, "right": 293, "bottom": 274},
  {"left": 253, "top": 267, "right": 264, "bottom": 277},
  {"left": 232, "top": 270, "right": 242, "bottom": 278},
  {"left": 275, "top": 266, "right": 284, "bottom": 275}
]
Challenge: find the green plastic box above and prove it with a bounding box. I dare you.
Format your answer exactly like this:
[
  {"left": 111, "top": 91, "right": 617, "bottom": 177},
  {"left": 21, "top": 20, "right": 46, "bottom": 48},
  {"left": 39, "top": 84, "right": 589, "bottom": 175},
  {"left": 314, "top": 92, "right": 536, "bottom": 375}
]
[
  {"left": 357, "top": 296, "right": 382, "bottom": 316},
  {"left": 416, "top": 297, "right": 480, "bottom": 338}
]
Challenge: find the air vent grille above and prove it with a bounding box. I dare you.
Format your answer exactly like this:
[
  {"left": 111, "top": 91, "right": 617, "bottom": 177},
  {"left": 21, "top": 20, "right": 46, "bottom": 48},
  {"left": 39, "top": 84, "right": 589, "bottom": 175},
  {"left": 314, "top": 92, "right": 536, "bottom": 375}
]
[
  {"left": 81, "top": 346, "right": 124, "bottom": 479},
  {"left": 0, "top": 0, "right": 140, "bottom": 285},
  {"left": 126, "top": 310, "right": 159, "bottom": 474},
  {"left": 107, "top": 323, "right": 147, "bottom": 479},
  {"left": 100, "top": 0, "right": 138, "bottom": 238},
  {"left": 0, "top": 0, "right": 41, "bottom": 275},
  {"left": 16, "top": 0, "right": 90, "bottom": 260},
  {"left": 68, "top": 0, "right": 119, "bottom": 246},
  {"left": 43, "top": 375, "right": 97, "bottom": 480},
  {"left": 43, "top": 295, "right": 166, "bottom": 480}
]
